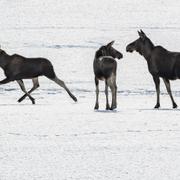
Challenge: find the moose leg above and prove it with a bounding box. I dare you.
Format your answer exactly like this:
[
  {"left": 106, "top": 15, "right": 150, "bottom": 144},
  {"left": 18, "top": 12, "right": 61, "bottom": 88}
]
[
  {"left": 109, "top": 85, "right": 117, "bottom": 110},
  {"left": 163, "top": 78, "right": 177, "bottom": 108},
  {"left": 16, "top": 80, "right": 35, "bottom": 104},
  {"left": 51, "top": 76, "right": 77, "bottom": 102},
  {"left": 110, "top": 85, "right": 117, "bottom": 110},
  {"left": 107, "top": 74, "right": 117, "bottom": 110},
  {"left": 94, "top": 77, "right": 99, "bottom": 110},
  {"left": 105, "top": 80, "right": 110, "bottom": 110},
  {"left": 114, "top": 79, "right": 117, "bottom": 108},
  {"left": 115, "top": 83, "right": 117, "bottom": 108},
  {"left": 18, "top": 78, "right": 39, "bottom": 103},
  {"left": 153, "top": 76, "right": 160, "bottom": 108}
]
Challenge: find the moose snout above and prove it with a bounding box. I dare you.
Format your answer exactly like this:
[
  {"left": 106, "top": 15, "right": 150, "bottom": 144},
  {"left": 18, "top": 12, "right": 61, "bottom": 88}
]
[
  {"left": 126, "top": 45, "right": 133, "bottom": 53},
  {"left": 117, "top": 52, "right": 123, "bottom": 59}
]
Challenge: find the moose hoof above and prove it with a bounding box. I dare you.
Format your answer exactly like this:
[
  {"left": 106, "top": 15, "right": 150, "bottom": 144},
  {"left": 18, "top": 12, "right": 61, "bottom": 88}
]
[
  {"left": 72, "top": 95, "right": 77, "bottom": 102},
  {"left": 106, "top": 105, "right": 110, "bottom": 110},
  {"left": 18, "top": 98, "right": 24, "bottom": 103},
  {"left": 94, "top": 104, "right": 99, "bottom": 110},
  {"left": 154, "top": 103, "right": 160, "bottom": 109},
  {"left": 31, "top": 99, "right": 35, "bottom": 105},
  {"left": 173, "top": 103, "right": 178, "bottom": 109},
  {"left": 110, "top": 105, "right": 117, "bottom": 110}
]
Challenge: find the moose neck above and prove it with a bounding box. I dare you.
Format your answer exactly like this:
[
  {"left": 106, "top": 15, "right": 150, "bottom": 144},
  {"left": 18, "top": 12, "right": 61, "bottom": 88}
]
[
  {"left": 141, "top": 39, "right": 154, "bottom": 61},
  {"left": 0, "top": 51, "right": 10, "bottom": 69}
]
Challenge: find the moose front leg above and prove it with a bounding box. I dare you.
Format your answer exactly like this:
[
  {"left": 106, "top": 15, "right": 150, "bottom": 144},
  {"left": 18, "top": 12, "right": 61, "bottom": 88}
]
[
  {"left": 17, "top": 80, "right": 35, "bottom": 104},
  {"left": 18, "top": 78, "right": 39, "bottom": 103},
  {"left": 153, "top": 76, "right": 160, "bottom": 108}
]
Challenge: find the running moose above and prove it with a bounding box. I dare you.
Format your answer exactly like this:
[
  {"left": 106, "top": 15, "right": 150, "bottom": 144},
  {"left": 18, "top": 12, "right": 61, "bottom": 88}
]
[
  {"left": 126, "top": 30, "right": 180, "bottom": 108},
  {"left": 0, "top": 48, "right": 77, "bottom": 104},
  {"left": 93, "top": 41, "right": 123, "bottom": 110}
]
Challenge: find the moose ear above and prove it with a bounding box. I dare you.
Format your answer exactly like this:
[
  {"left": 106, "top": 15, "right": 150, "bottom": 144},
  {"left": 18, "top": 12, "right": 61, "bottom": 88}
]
[
  {"left": 140, "top": 29, "right": 146, "bottom": 36},
  {"left": 138, "top": 29, "right": 146, "bottom": 40},
  {"left": 107, "top": 41, "right": 115, "bottom": 47},
  {"left": 138, "top": 30, "right": 141, "bottom": 37}
]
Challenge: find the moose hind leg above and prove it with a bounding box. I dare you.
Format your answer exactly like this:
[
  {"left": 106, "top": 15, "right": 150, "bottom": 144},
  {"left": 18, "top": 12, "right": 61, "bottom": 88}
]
[
  {"left": 18, "top": 78, "right": 39, "bottom": 103},
  {"left": 110, "top": 85, "right": 117, "bottom": 110},
  {"left": 50, "top": 76, "right": 77, "bottom": 102},
  {"left": 105, "top": 80, "right": 110, "bottom": 110},
  {"left": 17, "top": 80, "right": 35, "bottom": 104},
  {"left": 153, "top": 76, "right": 160, "bottom": 108},
  {"left": 94, "top": 77, "right": 99, "bottom": 110},
  {"left": 163, "top": 78, "right": 177, "bottom": 108},
  {"left": 107, "top": 74, "right": 117, "bottom": 110}
]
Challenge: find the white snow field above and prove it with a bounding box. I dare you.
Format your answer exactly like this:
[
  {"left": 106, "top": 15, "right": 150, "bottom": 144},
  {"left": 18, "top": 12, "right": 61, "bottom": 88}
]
[{"left": 1, "top": 0, "right": 180, "bottom": 179}]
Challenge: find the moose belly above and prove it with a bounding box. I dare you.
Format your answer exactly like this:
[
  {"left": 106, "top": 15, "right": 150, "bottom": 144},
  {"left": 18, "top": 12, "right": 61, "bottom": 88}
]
[
  {"left": 94, "top": 69, "right": 114, "bottom": 80},
  {"left": 95, "top": 73, "right": 105, "bottom": 81},
  {"left": 97, "top": 77, "right": 105, "bottom": 81},
  {"left": 12, "top": 66, "right": 42, "bottom": 80},
  {"left": 14, "top": 72, "right": 41, "bottom": 80},
  {"left": 150, "top": 64, "right": 177, "bottom": 80},
  {"left": 158, "top": 71, "right": 177, "bottom": 80},
  {"left": 95, "top": 72, "right": 110, "bottom": 81}
]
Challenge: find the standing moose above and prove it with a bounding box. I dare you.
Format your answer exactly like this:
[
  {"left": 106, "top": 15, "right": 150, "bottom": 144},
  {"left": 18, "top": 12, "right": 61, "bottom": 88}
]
[
  {"left": 0, "top": 48, "right": 77, "bottom": 104},
  {"left": 93, "top": 41, "right": 123, "bottom": 110},
  {"left": 126, "top": 30, "right": 180, "bottom": 108}
]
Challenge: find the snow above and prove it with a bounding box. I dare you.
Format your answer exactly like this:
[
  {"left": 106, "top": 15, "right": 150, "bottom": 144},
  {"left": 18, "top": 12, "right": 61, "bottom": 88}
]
[{"left": 0, "top": 0, "right": 180, "bottom": 179}]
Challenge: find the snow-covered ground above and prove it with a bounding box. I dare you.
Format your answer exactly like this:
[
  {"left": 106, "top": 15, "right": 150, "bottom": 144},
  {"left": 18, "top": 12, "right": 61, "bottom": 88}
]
[{"left": 0, "top": 0, "right": 180, "bottom": 179}]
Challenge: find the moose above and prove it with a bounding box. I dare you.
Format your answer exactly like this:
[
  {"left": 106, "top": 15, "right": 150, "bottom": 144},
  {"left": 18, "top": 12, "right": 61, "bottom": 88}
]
[
  {"left": 0, "top": 48, "right": 77, "bottom": 104},
  {"left": 126, "top": 30, "right": 180, "bottom": 108},
  {"left": 93, "top": 41, "right": 123, "bottom": 110}
]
